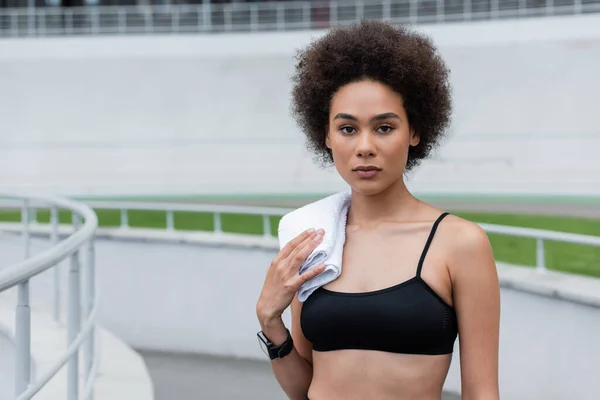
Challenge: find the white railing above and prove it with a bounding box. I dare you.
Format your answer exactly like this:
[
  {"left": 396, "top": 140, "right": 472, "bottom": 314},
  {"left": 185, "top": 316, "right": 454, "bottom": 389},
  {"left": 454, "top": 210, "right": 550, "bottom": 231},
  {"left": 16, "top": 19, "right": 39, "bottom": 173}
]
[
  {"left": 1, "top": 0, "right": 599, "bottom": 38},
  {"left": 85, "top": 200, "right": 291, "bottom": 238},
  {"left": 31, "top": 200, "right": 600, "bottom": 273},
  {"left": 0, "top": 193, "right": 98, "bottom": 400}
]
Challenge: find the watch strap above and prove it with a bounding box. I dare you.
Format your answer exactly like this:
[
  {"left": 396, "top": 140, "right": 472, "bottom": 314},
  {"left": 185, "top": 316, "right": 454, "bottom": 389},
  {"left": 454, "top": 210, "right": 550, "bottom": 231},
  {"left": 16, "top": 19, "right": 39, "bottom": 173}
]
[
  {"left": 258, "top": 328, "right": 294, "bottom": 360},
  {"left": 268, "top": 330, "right": 294, "bottom": 359}
]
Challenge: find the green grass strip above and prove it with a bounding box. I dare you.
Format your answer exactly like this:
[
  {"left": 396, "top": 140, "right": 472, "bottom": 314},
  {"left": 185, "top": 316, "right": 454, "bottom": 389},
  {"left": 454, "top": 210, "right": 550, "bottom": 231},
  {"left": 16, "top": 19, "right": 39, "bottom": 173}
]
[{"left": 1, "top": 208, "right": 598, "bottom": 278}]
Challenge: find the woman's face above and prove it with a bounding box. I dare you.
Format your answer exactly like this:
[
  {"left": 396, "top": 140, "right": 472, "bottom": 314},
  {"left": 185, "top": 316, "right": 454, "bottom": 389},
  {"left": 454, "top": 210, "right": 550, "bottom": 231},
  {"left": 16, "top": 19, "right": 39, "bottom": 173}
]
[{"left": 326, "top": 79, "right": 419, "bottom": 195}]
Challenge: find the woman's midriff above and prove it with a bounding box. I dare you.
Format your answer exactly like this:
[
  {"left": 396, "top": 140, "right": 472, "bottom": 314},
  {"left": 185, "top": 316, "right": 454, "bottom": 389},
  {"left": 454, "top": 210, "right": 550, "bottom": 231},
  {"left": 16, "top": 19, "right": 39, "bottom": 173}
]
[{"left": 307, "top": 349, "right": 453, "bottom": 400}]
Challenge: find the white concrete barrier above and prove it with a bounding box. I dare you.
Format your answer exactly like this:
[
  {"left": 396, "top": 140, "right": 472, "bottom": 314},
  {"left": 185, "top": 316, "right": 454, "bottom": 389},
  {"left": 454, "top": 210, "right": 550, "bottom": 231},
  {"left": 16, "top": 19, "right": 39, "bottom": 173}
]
[{"left": 1, "top": 14, "right": 600, "bottom": 198}]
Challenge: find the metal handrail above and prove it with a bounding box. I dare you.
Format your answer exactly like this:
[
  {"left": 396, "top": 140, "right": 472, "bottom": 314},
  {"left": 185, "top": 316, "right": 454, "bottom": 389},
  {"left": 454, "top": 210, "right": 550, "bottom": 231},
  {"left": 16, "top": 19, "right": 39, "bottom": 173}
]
[
  {"left": 0, "top": 193, "right": 98, "bottom": 400},
  {"left": 4, "top": 198, "right": 598, "bottom": 273},
  {"left": 1, "top": 0, "right": 599, "bottom": 38},
  {"left": 95, "top": 200, "right": 599, "bottom": 273},
  {"left": 87, "top": 200, "right": 291, "bottom": 237}
]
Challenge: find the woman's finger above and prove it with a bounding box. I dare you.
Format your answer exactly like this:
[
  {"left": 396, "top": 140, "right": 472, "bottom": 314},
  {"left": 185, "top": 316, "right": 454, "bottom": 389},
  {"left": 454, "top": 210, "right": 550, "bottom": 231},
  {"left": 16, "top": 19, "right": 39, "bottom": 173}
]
[
  {"left": 274, "top": 228, "right": 315, "bottom": 264},
  {"left": 294, "top": 263, "right": 327, "bottom": 287},
  {"left": 285, "top": 229, "right": 324, "bottom": 270}
]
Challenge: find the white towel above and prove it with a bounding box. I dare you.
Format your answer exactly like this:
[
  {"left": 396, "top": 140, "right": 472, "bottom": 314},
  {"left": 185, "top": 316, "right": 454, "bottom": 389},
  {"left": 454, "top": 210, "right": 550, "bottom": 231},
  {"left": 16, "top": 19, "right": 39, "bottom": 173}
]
[{"left": 277, "top": 190, "right": 351, "bottom": 302}]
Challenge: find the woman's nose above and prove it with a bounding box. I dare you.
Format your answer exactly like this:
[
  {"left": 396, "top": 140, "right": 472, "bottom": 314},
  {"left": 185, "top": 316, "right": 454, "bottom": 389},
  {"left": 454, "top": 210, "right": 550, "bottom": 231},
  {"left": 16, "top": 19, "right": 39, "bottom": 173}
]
[{"left": 355, "top": 132, "right": 377, "bottom": 158}]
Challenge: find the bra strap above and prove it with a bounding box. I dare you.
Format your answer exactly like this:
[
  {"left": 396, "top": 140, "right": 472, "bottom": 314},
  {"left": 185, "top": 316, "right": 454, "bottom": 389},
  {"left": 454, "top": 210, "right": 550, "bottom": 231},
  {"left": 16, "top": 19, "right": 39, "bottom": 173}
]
[{"left": 416, "top": 212, "right": 450, "bottom": 278}]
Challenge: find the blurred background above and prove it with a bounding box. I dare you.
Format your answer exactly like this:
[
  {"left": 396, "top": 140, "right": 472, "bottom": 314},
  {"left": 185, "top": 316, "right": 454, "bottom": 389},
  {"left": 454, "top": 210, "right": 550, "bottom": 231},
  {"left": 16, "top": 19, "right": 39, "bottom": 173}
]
[{"left": 1, "top": 1, "right": 600, "bottom": 400}]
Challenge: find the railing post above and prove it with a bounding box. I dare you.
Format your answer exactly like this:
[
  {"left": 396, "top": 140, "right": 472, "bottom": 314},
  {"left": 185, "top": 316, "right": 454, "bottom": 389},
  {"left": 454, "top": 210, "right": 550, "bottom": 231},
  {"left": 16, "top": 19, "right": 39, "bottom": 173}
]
[
  {"left": 491, "top": 0, "right": 499, "bottom": 19},
  {"left": 536, "top": 237, "right": 546, "bottom": 272},
  {"left": 409, "top": 0, "right": 417, "bottom": 24},
  {"left": 383, "top": 0, "right": 391, "bottom": 21},
  {"left": 546, "top": 0, "right": 553, "bottom": 16},
  {"left": 120, "top": 209, "right": 129, "bottom": 229},
  {"left": 464, "top": 0, "right": 472, "bottom": 21},
  {"left": 10, "top": 9, "right": 17, "bottom": 37},
  {"left": 51, "top": 206, "right": 61, "bottom": 323},
  {"left": 39, "top": 8, "right": 46, "bottom": 35},
  {"left": 166, "top": 210, "right": 175, "bottom": 231},
  {"left": 250, "top": 4, "right": 258, "bottom": 31},
  {"left": 66, "top": 9, "right": 74, "bottom": 35},
  {"left": 22, "top": 201, "right": 31, "bottom": 258},
  {"left": 16, "top": 199, "right": 32, "bottom": 395},
  {"left": 262, "top": 214, "right": 271, "bottom": 237},
  {"left": 276, "top": 3, "right": 284, "bottom": 30},
  {"left": 302, "top": 2, "right": 310, "bottom": 29},
  {"left": 203, "top": 0, "right": 212, "bottom": 32},
  {"left": 329, "top": 1, "right": 337, "bottom": 27},
  {"left": 356, "top": 1, "right": 364, "bottom": 21},
  {"left": 118, "top": 8, "right": 126, "bottom": 34},
  {"left": 213, "top": 212, "right": 222, "bottom": 233},
  {"left": 518, "top": 0, "right": 526, "bottom": 17},
  {"left": 145, "top": 6, "right": 153, "bottom": 34},
  {"left": 83, "top": 238, "right": 96, "bottom": 400},
  {"left": 68, "top": 214, "right": 82, "bottom": 400},
  {"left": 172, "top": 5, "right": 179, "bottom": 33},
  {"left": 224, "top": 6, "right": 232, "bottom": 31},
  {"left": 91, "top": 5, "right": 100, "bottom": 35},
  {"left": 15, "top": 278, "right": 31, "bottom": 397},
  {"left": 27, "top": 0, "right": 35, "bottom": 36}
]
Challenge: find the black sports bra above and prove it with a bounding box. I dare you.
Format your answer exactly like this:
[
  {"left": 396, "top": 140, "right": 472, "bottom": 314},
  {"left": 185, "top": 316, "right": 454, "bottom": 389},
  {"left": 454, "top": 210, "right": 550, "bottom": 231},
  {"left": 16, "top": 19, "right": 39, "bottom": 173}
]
[{"left": 300, "top": 212, "right": 458, "bottom": 355}]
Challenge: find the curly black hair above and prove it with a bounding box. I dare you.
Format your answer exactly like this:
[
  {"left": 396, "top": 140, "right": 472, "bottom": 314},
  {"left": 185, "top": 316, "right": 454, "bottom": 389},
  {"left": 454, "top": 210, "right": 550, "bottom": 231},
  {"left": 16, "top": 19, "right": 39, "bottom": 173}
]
[{"left": 290, "top": 19, "right": 453, "bottom": 172}]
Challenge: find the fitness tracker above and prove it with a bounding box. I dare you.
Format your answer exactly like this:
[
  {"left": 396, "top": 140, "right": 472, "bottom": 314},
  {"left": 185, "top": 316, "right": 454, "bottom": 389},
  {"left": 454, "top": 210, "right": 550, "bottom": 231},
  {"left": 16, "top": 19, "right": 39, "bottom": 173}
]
[{"left": 257, "top": 328, "right": 294, "bottom": 360}]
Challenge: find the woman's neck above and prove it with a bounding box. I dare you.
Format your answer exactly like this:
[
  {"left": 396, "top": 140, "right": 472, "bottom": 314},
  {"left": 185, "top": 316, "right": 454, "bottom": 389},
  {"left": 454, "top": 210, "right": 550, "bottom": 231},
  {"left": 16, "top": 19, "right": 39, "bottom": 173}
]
[{"left": 347, "top": 179, "right": 421, "bottom": 229}]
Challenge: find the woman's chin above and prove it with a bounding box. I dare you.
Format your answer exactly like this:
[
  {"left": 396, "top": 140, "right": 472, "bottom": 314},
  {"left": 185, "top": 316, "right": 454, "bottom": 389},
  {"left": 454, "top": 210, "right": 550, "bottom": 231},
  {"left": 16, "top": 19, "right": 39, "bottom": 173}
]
[
  {"left": 345, "top": 174, "right": 406, "bottom": 197},
  {"left": 348, "top": 180, "right": 389, "bottom": 196}
]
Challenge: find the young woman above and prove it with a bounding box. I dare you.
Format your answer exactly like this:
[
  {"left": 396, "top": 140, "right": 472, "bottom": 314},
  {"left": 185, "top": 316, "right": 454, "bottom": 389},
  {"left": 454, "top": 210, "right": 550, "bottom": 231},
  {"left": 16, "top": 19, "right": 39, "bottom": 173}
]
[{"left": 256, "top": 19, "right": 500, "bottom": 400}]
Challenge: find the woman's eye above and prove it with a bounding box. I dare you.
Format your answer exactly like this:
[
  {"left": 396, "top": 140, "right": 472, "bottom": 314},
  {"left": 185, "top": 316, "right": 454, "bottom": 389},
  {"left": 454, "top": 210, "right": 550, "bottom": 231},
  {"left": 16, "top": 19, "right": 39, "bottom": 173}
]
[
  {"left": 378, "top": 125, "right": 393, "bottom": 133},
  {"left": 341, "top": 126, "right": 355, "bottom": 134}
]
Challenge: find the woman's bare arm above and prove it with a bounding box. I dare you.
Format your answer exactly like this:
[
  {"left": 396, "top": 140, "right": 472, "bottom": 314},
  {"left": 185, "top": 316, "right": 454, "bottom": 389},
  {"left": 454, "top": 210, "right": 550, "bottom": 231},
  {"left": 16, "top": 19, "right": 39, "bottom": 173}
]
[
  {"left": 449, "top": 221, "right": 501, "bottom": 400},
  {"left": 259, "top": 294, "right": 314, "bottom": 400},
  {"left": 256, "top": 228, "right": 325, "bottom": 399}
]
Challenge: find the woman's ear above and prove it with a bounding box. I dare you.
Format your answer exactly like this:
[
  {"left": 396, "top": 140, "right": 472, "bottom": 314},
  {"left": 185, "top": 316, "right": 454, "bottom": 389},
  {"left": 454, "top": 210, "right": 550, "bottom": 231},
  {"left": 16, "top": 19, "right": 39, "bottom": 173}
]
[
  {"left": 325, "top": 125, "right": 331, "bottom": 149},
  {"left": 409, "top": 129, "right": 420, "bottom": 147}
]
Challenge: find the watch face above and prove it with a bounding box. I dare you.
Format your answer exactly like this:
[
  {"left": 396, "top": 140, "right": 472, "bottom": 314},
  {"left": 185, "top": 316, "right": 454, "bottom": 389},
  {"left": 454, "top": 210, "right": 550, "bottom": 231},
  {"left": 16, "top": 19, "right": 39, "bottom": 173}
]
[{"left": 257, "top": 331, "right": 271, "bottom": 357}]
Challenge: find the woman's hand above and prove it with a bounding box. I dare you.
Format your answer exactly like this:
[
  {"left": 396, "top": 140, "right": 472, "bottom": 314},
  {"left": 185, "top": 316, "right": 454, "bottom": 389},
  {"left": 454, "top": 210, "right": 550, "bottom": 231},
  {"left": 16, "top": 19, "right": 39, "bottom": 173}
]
[{"left": 256, "top": 228, "right": 325, "bottom": 325}]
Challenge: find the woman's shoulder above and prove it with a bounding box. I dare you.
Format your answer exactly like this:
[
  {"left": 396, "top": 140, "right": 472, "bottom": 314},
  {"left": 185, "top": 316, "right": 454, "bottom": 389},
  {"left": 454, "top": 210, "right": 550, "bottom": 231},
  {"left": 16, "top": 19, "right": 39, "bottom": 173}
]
[
  {"left": 440, "top": 213, "right": 490, "bottom": 247},
  {"left": 434, "top": 212, "right": 497, "bottom": 277},
  {"left": 417, "top": 203, "right": 489, "bottom": 245}
]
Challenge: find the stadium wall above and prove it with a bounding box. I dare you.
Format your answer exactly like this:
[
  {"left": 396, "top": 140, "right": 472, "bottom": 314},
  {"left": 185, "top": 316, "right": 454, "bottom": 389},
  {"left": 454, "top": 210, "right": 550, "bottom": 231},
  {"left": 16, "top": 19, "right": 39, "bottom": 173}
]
[{"left": 1, "top": 14, "right": 599, "bottom": 199}]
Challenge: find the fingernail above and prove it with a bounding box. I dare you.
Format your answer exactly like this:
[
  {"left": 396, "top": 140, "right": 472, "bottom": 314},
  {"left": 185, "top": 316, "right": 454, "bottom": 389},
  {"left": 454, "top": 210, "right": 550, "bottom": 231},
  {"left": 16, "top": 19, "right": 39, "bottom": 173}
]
[{"left": 307, "top": 228, "right": 315, "bottom": 233}]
